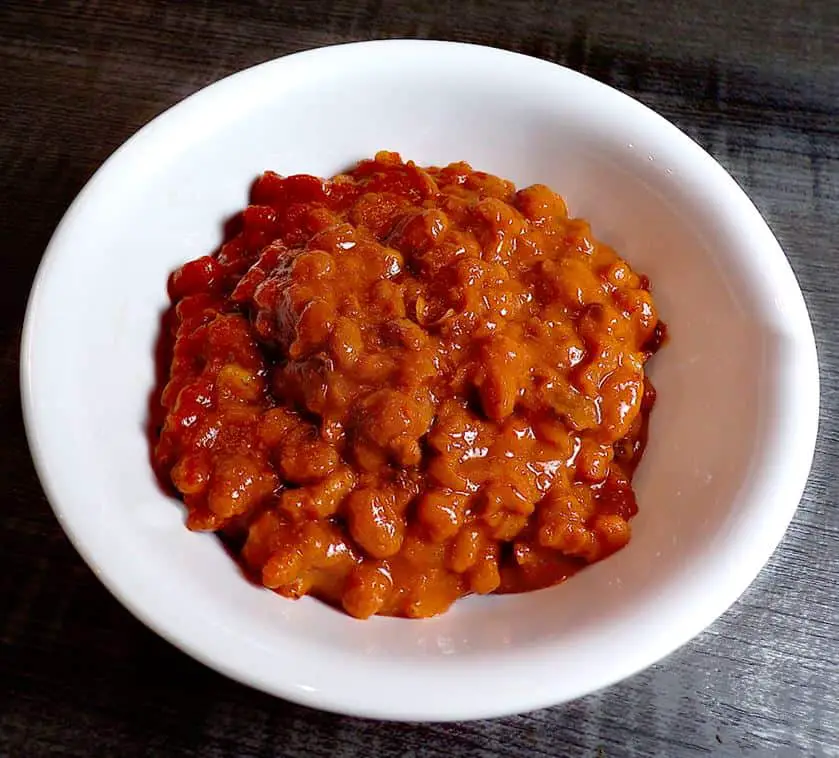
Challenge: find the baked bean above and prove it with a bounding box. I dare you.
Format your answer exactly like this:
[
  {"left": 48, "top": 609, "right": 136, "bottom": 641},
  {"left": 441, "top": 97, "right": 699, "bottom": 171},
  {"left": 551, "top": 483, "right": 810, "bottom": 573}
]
[
  {"left": 389, "top": 208, "right": 451, "bottom": 259},
  {"left": 342, "top": 562, "right": 394, "bottom": 619},
  {"left": 537, "top": 487, "right": 594, "bottom": 551},
  {"left": 448, "top": 524, "right": 483, "bottom": 573},
  {"left": 262, "top": 520, "right": 359, "bottom": 599},
  {"left": 155, "top": 153, "right": 664, "bottom": 618},
  {"left": 345, "top": 488, "right": 404, "bottom": 559},
  {"left": 275, "top": 432, "right": 339, "bottom": 484},
  {"left": 278, "top": 464, "right": 356, "bottom": 521},
  {"left": 462, "top": 171, "right": 514, "bottom": 200},
  {"left": 576, "top": 435, "right": 614, "bottom": 483},
  {"left": 615, "top": 287, "right": 658, "bottom": 345},
  {"left": 350, "top": 192, "right": 406, "bottom": 238},
  {"left": 514, "top": 184, "right": 568, "bottom": 223},
  {"left": 382, "top": 318, "right": 427, "bottom": 351},
  {"left": 593, "top": 514, "right": 632, "bottom": 553},
  {"left": 473, "top": 197, "right": 525, "bottom": 263},
  {"left": 241, "top": 205, "right": 278, "bottom": 253},
  {"left": 369, "top": 279, "right": 407, "bottom": 319},
  {"left": 307, "top": 222, "right": 357, "bottom": 255},
  {"left": 474, "top": 334, "right": 529, "bottom": 420},
  {"left": 168, "top": 255, "right": 223, "bottom": 300},
  {"left": 240, "top": 508, "right": 283, "bottom": 566},
  {"left": 598, "top": 364, "right": 644, "bottom": 443},
  {"left": 206, "top": 454, "right": 277, "bottom": 520},
  {"left": 215, "top": 363, "right": 263, "bottom": 404},
  {"left": 602, "top": 259, "right": 640, "bottom": 289},
  {"left": 417, "top": 489, "right": 468, "bottom": 543},
  {"left": 257, "top": 407, "right": 302, "bottom": 446},
  {"left": 356, "top": 388, "right": 434, "bottom": 457},
  {"left": 329, "top": 317, "right": 364, "bottom": 370},
  {"left": 170, "top": 452, "right": 211, "bottom": 495},
  {"left": 292, "top": 249, "right": 336, "bottom": 280},
  {"left": 288, "top": 299, "right": 335, "bottom": 359},
  {"left": 263, "top": 545, "right": 303, "bottom": 589},
  {"left": 469, "top": 542, "right": 501, "bottom": 594},
  {"left": 480, "top": 482, "right": 534, "bottom": 541}
]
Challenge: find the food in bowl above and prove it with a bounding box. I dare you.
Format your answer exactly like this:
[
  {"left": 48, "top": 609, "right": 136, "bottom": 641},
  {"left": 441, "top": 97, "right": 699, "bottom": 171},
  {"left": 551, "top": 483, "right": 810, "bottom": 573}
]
[
  {"left": 24, "top": 40, "right": 818, "bottom": 719},
  {"left": 153, "top": 151, "right": 665, "bottom": 619}
]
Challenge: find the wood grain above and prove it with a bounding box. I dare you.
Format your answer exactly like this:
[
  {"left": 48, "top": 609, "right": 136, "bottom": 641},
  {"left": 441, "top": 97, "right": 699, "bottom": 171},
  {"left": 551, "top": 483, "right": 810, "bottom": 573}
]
[{"left": 1, "top": 1, "right": 837, "bottom": 756}]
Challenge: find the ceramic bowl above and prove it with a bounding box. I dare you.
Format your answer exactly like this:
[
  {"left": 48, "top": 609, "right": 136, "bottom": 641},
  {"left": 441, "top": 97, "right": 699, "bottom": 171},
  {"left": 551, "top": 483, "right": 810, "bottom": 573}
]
[{"left": 21, "top": 40, "right": 819, "bottom": 721}]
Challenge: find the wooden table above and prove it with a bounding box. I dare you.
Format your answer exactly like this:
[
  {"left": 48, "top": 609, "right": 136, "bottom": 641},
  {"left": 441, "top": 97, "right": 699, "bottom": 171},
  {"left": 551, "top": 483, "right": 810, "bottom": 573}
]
[{"left": 2, "top": 2, "right": 837, "bottom": 755}]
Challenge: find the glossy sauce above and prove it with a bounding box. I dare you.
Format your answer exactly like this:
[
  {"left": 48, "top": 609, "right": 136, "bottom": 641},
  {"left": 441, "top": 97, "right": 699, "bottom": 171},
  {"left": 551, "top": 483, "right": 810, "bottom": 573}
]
[{"left": 154, "top": 152, "right": 665, "bottom": 618}]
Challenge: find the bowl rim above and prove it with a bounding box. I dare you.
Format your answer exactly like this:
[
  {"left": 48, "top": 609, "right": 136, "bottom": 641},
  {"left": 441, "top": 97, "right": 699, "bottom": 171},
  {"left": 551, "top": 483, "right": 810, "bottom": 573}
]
[{"left": 20, "top": 39, "right": 820, "bottom": 721}]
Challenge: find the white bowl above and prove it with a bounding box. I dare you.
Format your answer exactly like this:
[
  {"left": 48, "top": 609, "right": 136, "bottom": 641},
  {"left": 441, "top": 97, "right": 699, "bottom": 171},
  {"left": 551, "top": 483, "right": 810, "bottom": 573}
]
[{"left": 21, "top": 40, "right": 819, "bottom": 721}]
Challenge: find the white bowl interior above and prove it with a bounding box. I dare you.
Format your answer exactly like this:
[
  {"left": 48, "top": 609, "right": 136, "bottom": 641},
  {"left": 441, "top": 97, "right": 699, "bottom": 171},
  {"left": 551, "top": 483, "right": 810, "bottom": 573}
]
[{"left": 22, "top": 41, "right": 818, "bottom": 720}]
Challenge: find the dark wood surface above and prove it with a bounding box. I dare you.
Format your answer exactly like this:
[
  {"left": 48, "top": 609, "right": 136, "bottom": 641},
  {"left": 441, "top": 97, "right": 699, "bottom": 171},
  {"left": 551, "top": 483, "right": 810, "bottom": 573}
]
[{"left": 2, "top": 2, "right": 837, "bottom": 756}]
